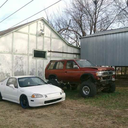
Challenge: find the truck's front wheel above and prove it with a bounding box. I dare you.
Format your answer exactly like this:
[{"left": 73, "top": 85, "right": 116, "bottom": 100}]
[
  {"left": 108, "top": 82, "right": 116, "bottom": 93},
  {"left": 80, "top": 81, "right": 97, "bottom": 97}
]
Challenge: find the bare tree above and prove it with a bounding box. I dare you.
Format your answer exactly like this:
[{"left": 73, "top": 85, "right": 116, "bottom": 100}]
[{"left": 46, "top": 0, "right": 123, "bottom": 46}]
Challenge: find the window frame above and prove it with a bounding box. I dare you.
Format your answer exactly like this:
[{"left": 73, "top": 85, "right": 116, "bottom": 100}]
[
  {"left": 33, "top": 49, "right": 47, "bottom": 59},
  {"left": 66, "top": 60, "right": 79, "bottom": 69},
  {"left": 7, "top": 77, "right": 18, "bottom": 88},
  {"left": 55, "top": 61, "right": 64, "bottom": 70}
]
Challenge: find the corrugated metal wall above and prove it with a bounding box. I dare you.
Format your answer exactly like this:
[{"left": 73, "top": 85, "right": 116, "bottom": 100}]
[{"left": 81, "top": 30, "right": 128, "bottom": 66}]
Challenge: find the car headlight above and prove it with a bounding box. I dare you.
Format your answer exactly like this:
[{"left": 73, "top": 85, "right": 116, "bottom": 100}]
[
  {"left": 61, "top": 89, "right": 64, "bottom": 93},
  {"left": 31, "top": 94, "right": 43, "bottom": 98},
  {"left": 96, "top": 71, "right": 103, "bottom": 76},
  {"left": 113, "top": 71, "right": 115, "bottom": 75},
  {"left": 60, "top": 89, "right": 64, "bottom": 95}
]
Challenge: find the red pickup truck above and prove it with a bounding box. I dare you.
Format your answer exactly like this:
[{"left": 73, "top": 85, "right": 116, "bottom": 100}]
[{"left": 45, "top": 59, "right": 115, "bottom": 97}]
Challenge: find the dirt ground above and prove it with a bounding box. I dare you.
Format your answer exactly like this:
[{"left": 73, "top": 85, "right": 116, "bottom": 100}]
[{"left": 0, "top": 81, "right": 128, "bottom": 128}]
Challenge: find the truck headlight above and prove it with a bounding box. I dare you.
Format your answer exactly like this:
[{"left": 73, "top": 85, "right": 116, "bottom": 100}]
[
  {"left": 31, "top": 94, "right": 43, "bottom": 98},
  {"left": 96, "top": 71, "right": 103, "bottom": 76}
]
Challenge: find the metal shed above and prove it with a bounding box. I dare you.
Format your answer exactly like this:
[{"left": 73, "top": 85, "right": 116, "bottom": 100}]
[
  {"left": 80, "top": 27, "right": 128, "bottom": 66},
  {"left": 0, "top": 18, "right": 80, "bottom": 81}
]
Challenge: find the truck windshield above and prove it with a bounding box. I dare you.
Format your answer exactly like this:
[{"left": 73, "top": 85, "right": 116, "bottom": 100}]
[{"left": 76, "top": 60, "right": 94, "bottom": 67}]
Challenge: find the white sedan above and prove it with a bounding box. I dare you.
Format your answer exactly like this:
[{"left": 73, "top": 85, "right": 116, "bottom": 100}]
[{"left": 0, "top": 76, "right": 65, "bottom": 108}]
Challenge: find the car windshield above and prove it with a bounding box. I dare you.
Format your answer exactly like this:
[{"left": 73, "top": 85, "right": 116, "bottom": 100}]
[
  {"left": 18, "top": 77, "right": 46, "bottom": 87},
  {"left": 76, "top": 60, "right": 94, "bottom": 67}
]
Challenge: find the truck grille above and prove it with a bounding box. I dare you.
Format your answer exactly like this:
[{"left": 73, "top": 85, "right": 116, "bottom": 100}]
[
  {"left": 44, "top": 98, "right": 62, "bottom": 104},
  {"left": 102, "top": 71, "right": 113, "bottom": 76}
]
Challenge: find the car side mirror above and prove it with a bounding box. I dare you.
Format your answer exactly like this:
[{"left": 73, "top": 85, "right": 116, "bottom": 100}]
[
  {"left": 73, "top": 65, "right": 79, "bottom": 69},
  {"left": 9, "top": 84, "right": 15, "bottom": 89}
]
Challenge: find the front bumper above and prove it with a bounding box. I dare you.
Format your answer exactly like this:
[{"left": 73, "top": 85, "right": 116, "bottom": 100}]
[
  {"left": 28, "top": 93, "right": 65, "bottom": 107},
  {"left": 96, "top": 75, "right": 115, "bottom": 86}
]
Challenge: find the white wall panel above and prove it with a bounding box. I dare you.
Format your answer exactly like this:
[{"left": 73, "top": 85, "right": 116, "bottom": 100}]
[
  {"left": 51, "top": 39, "right": 62, "bottom": 51},
  {"left": 30, "top": 23, "right": 37, "bottom": 35},
  {"left": 0, "top": 54, "right": 12, "bottom": 81},
  {"left": 0, "top": 34, "right": 12, "bottom": 52},
  {"left": 14, "top": 33, "right": 28, "bottom": 54},
  {"left": 29, "top": 35, "right": 36, "bottom": 54},
  {"left": 44, "top": 25, "right": 51, "bottom": 37},
  {"left": 29, "top": 56, "right": 36, "bottom": 75},
  {"left": 67, "top": 47, "right": 74, "bottom": 58},
  {"left": 18, "top": 26, "right": 28, "bottom": 33},
  {"left": 37, "top": 37, "right": 43, "bottom": 50},
  {"left": 14, "top": 55, "right": 27, "bottom": 76},
  {"left": 52, "top": 32, "right": 58, "bottom": 38},
  {"left": 44, "top": 37, "right": 50, "bottom": 56},
  {"left": 37, "top": 59, "right": 44, "bottom": 79}
]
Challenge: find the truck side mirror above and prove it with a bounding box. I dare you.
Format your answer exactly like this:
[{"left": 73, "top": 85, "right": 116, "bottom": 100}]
[{"left": 73, "top": 65, "right": 79, "bottom": 69}]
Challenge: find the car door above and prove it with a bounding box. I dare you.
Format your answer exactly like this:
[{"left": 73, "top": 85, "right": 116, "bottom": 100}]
[
  {"left": 54, "top": 61, "right": 65, "bottom": 80},
  {"left": 64, "top": 60, "right": 80, "bottom": 82},
  {"left": 3, "top": 78, "right": 19, "bottom": 103}
]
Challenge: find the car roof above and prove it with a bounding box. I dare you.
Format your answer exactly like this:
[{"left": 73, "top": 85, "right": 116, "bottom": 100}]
[{"left": 10, "top": 75, "right": 37, "bottom": 79}]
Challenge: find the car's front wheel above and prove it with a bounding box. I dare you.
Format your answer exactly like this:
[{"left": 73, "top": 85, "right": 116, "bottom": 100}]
[
  {"left": 79, "top": 81, "right": 97, "bottom": 97},
  {"left": 0, "top": 93, "right": 2, "bottom": 101},
  {"left": 20, "top": 95, "right": 29, "bottom": 109}
]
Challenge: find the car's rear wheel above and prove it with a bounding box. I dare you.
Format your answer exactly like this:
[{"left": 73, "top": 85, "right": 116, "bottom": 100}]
[
  {"left": 0, "top": 93, "right": 2, "bottom": 101},
  {"left": 20, "top": 95, "right": 29, "bottom": 109},
  {"left": 47, "top": 79, "right": 59, "bottom": 86},
  {"left": 80, "top": 81, "right": 97, "bottom": 97}
]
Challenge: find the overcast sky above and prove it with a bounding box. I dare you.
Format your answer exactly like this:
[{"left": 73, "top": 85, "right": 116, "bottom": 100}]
[{"left": 0, "top": 0, "right": 68, "bottom": 31}]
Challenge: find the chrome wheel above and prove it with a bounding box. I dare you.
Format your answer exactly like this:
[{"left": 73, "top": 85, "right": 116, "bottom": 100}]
[{"left": 82, "top": 86, "right": 90, "bottom": 96}]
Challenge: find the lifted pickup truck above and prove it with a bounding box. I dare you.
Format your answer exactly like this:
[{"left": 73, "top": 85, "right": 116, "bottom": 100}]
[{"left": 45, "top": 59, "right": 115, "bottom": 97}]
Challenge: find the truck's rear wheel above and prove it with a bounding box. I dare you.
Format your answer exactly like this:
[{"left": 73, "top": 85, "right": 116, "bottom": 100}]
[{"left": 80, "top": 81, "right": 97, "bottom": 97}]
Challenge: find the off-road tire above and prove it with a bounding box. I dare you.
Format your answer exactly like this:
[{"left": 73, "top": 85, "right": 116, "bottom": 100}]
[
  {"left": 102, "top": 83, "right": 116, "bottom": 93},
  {"left": 47, "top": 79, "right": 59, "bottom": 86},
  {"left": 108, "top": 82, "right": 116, "bottom": 93},
  {"left": 79, "top": 81, "right": 97, "bottom": 98},
  {"left": 20, "top": 95, "right": 29, "bottom": 109},
  {"left": 0, "top": 93, "right": 2, "bottom": 101}
]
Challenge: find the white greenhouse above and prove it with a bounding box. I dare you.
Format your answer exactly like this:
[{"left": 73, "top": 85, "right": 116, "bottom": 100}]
[{"left": 0, "top": 18, "right": 80, "bottom": 81}]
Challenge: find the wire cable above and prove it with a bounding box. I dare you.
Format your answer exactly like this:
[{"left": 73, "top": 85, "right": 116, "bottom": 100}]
[
  {"left": 0, "top": 0, "right": 8, "bottom": 9},
  {"left": 0, "top": 0, "right": 34, "bottom": 23},
  {"left": 11, "top": 0, "right": 62, "bottom": 28}
]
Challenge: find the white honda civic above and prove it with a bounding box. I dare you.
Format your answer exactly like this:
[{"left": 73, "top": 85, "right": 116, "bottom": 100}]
[{"left": 0, "top": 76, "right": 65, "bottom": 108}]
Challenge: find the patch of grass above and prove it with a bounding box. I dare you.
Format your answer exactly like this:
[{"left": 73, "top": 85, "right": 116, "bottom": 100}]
[{"left": 65, "top": 87, "right": 128, "bottom": 110}]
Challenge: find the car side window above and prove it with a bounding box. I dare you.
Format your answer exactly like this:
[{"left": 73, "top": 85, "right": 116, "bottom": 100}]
[
  {"left": 48, "top": 61, "right": 56, "bottom": 70},
  {"left": 7, "top": 78, "right": 18, "bottom": 88},
  {"left": 55, "top": 61, "right": 64, "bottom": 69},
  {"left": 66, "top": 61, "right": 78, "bottom": 69}
]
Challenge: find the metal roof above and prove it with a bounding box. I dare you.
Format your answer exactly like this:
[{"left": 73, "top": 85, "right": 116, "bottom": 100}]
[
  {"left": 81, "top": 27, "right": 128, "bottom": 39},
  {"left": 0, "top": 18, "right": 80, "bottom": 49}
]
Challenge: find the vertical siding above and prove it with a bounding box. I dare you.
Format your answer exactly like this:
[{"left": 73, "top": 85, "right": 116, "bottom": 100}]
[{"left": 81, "top": 31, "right": 128, "bottom": 66}]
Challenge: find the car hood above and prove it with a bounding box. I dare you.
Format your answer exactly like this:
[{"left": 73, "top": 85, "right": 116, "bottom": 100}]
[
  {"left": 81, "top": 67, "right": 114, "bottom": 71},
  {"left": 20, "top": 84, "right": 62, "bottom": 95}
]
